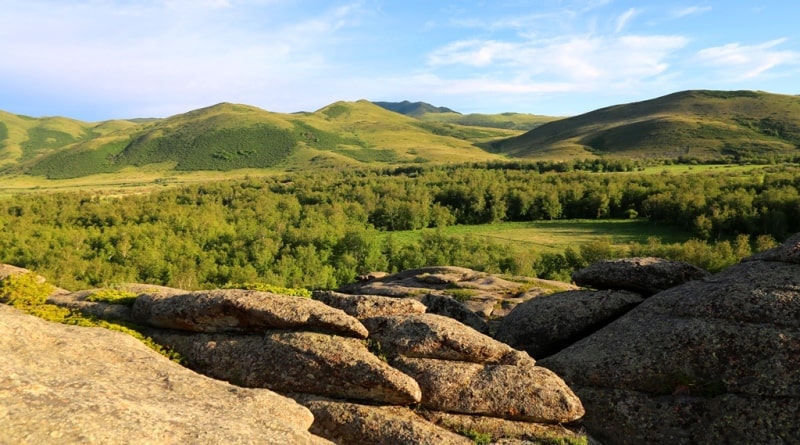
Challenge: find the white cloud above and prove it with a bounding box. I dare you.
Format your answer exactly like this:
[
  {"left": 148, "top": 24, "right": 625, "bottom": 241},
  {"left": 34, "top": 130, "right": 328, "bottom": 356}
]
[
  {"left": 614, "top": 8, "right": 639, "bottom": 33},
  {"left": 427, "top": 34, "right": 688, "bottom": 88},
  {"left": 695, "top": 38, "right": 800, "bottom": 80},
  {"left": 672, "top": 6, "right": 712, "bottom": 18},
  {"left": 0, "top": 0, "right": 367, "bottom": 116}
]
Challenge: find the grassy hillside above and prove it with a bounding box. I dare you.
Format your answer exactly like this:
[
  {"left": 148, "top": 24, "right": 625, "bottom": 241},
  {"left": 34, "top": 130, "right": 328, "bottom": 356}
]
[
  {"left": 373, "top": 100, "right": 457, "bottom": 116},
  {"left": 493, "top": 90, "right": 800, "bottom": 161},
  {"left": 417, "top": 111, "right": 560, "bottom": 131},
  {"left": 17, "top": 101, "right": 513, "bottom": 179},
  {"left": 373, "top": 100, "right": 560, "bottom": 131},
  {"left": 0, "top": 111, "right": 139, "bottom": 169}
]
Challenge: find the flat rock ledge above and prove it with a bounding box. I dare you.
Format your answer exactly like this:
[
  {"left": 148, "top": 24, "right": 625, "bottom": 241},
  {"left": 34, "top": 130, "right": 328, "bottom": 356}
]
[
  {"left": 394, "top": 356, "right": 585, "bottom": 424},
  {"left": 3, "top": 262, "right": 587, "bottom": 445},
  {"left": 132, "top": 289, "right": 368, "bottom": 338},
  {"left": 541, "top": 233, "right": 800, "bottom": 444},
  {"left": 0, "top": 304, "right": 330, "bottom": 445},
  {"left": 146, "top": 329, "right": 422, "bottom": 406},
  {"left": 571, "top": 257, "right": 709, "bottom": 296}
]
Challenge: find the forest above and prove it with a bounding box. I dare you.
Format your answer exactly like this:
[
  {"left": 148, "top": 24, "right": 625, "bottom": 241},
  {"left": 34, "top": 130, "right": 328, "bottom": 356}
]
[{"left": 1, "top": 160, "right": 798, "bottom": 291}]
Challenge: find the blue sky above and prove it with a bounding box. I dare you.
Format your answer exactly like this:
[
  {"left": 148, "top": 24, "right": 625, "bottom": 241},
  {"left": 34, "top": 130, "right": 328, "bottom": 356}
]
[{"left": 1, "top": 0, "right": 799, "bottom": 121}]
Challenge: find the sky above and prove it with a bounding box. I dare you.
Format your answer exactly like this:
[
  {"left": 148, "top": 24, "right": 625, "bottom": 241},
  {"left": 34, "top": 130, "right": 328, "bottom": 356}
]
[{"left": 1, "top": 0, "right": 799, "bottom": 121}]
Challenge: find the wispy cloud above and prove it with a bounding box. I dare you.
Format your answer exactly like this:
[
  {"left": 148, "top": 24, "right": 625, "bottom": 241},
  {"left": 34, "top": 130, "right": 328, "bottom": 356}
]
[
  {"left": 695, "top": 38, "right": 800, "bottom": 80},
  {"left": 615, "top": 8, "right": 639, "bottom": 33},
  {"left": 0, "top": 0, "right": 367, "bottom": 116},
  {"left": 427, "top": 34, "right": 688, "bottom": 89},
  {"left": 672, "top": 5, "right": 712, "bottom": 18}
]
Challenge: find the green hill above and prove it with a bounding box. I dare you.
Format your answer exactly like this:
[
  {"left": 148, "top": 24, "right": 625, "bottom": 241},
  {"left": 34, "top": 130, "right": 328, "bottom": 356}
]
[
  {"left": 6, "top": 89, "right": 800, "bottom": 183},
  {"left": 16, "top": 101, "right": 513, "bottom": 179},
  {"left": 417, "top": 111, "right": 560, "bottom": 131},
  {"left": 373, "top": 100, "right": 457, "bottom": 117},
  {"left": 373, "top": 100, "right": 559, "bottom": 131},
  {"left": 0, "top": 111, "right": 139, "bottom": 169},
  {"left": 492, "top": 90, "right": 800, "bottom": 161}
]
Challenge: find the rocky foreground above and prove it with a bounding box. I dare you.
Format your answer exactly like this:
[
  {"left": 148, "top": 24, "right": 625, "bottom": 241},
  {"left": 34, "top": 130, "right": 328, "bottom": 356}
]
[{"left": 2, "top": 233, "right": 799, "bottom": 444}]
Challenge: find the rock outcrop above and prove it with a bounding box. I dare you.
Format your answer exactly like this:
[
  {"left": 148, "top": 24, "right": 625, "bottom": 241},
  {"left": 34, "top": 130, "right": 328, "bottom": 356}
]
[
  {"left": 541, "top": 234, "right": 800, "bottom": 444},
  {"left": 363, "top": 313, "right": 532, "bottom": 365},
  {"left": 4, "top": 263, "right": 586, "bottom": 444},
  {"left": 312, "top": 290, "right": 427, "bottom": 318},
  {"left": 146, "top": 330, "right": 422, "bottom": 405},
  {"left": 294, "top": 395, "right": 472, "bottom": 445},
  {"left": 132, "top": 289, "right": 369, "bottom": 338},
  {"left": 339, "top": 265, "right": 577, "bottom": 333},
  {"left": 395, "top": 356, "right": 585, "bottom": 423},
  {"left": 571, "top": 257, "right": 709, "bottom": 296},
  {"left": 0, "top": 304, "right": 329, "bottom": 445},
  {"left": 495, "top": 289, "right": 644, "bottom": 359}
]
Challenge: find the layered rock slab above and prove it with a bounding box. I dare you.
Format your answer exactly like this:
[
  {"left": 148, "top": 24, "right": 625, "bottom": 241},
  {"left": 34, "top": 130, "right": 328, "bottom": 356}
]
[
  {"left": 495, "top": 289, "right": 644, "bottom": 359},
  {"left": 0, "top": 304, "right": 329, "bottom": 445},
  {"left": 363, "top": 313, "right": 532, "bottom": 365},
  {"left": 571, "top": 257, "right": 709, "bottom": 296},
  {"left": 394, "top": 356, "right": 584, "bottom": 424},
  {"left": 293, "top": 395, "right": 472, "bottom": 445},
  {"left": 146, "top": 329, "right": 421, "bottom": 405},
  {"left": 132, "top": 289, "right": 368, "bottom": 338},
  {"left": 542, "top": 234, "right": 800, "bottom": 444},
  {"left": 312, "top": 290, "right": 427, "bottom": 318}
]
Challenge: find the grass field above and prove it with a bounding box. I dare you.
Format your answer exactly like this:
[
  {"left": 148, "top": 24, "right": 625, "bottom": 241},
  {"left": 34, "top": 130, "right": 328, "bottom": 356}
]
[{"left": 380, "top": 219, "right": 694, "bottom": 252}]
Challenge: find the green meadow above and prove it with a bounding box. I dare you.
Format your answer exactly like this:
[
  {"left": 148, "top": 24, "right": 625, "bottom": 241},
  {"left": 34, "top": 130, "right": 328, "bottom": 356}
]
[{"left": 380, "top": 219, "right": 692, "bottom": 253}]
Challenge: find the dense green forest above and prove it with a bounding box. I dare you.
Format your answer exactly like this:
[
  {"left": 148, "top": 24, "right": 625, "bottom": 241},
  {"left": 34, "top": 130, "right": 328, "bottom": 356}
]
[{"left": 1, "top": 161, "right": 797, "bottom": 291}]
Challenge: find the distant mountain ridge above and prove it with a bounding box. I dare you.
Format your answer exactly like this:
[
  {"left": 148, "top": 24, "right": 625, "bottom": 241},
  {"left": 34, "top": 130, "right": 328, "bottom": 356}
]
[
  {"left": 1, "top": 100, "right": 514, "bottom": 179},
  {"left": 494, "top": 90, "right": 800, "bottom": 161},
  {"left": 372, "top": 100, "right": 458, "bottom": 117},
  {"left": 2, "top": 90, "right": 799, "bottom": 181},
  {"left": 373, "top": 100, "right": 560, "bottom": 131}
]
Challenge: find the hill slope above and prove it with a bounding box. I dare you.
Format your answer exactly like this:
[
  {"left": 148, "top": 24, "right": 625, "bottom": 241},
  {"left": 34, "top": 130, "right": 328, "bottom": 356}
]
[
  {"left": 372, "top": 100, "right": 457, "bottom": 117},
  {"left": 0, "top": 111, "right": 138, "bottom": 168},
  {"left": 493, "top": 90, "right": 800, "bottom": 161},
  {"left": 373, "top": 100, "right": 559, "bottom": 131},
  {"left": 14, "top": 101, "right": 514, "bottom": 179}
]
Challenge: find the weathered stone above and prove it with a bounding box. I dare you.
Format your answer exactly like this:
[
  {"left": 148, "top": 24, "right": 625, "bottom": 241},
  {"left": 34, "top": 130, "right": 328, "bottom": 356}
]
[
  {"left": 363, "top": 313, "right": 533, "bottom": 365},
  {"left": 571, "top": 257, "right": 709, "bottom": 296},
  {"left": 0, "top": 263, "right": 69, "bottom": 297},
  {"left": 541, "top": 242, "right": 800, "bottom": 444},
  {"left": 338, "top": 266, "right": 576, "bottom": 333},
  {"left": 0, "top": 263, "right": 35, "bottom": 281},
  {"left": 47, "top": 290, "right": 134, "bottom": 323},
  {"left": 341, "top": 266, "right": 528, "bottom": 296},
  {"left": 419, "top": 410, "right": 589, "bottom": 444},
  {"left": 293, "top": 395, "right": 472, "bottom": 445},
  {"left": 0, "top": 304, "right": 329, "bottom": 445},
  {"left": 418, "top": 293, "right": 489, "bottom": 333},
  {"left": 393, "top": 356, "right": 584, "bottom": 423},
  {"left": 132, "top": 289, "right": 368, "bottom": 338},
  {"left": 312, "top": 290, "right": 426, "bottom": 318},
  {"left": 495, "top": 289, "right": 644, "bottom": 359},
  {"left": 566, "top": 387, "right": 706, "bottom": 445},
  {"left": 147, "top": 329, "right": 421, "bottom": 405}
]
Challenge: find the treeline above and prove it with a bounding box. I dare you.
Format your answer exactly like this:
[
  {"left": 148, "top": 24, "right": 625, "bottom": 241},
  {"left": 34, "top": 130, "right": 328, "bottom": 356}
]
[
  {"left": 296, "top": 163, "right": 800, "bottom": 239},
  {"left": 0, "top": 163, "right": 797, "bottom": 290}
]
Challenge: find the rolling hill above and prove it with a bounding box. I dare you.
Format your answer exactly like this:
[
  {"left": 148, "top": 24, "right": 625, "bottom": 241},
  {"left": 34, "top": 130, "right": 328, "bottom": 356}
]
[
  {"left": 374, "top": 100, "right": 559, "bottom": 131},
  {"left": 0, "top": 110, "right": 139, "bottom": 168},
  {"left": 3, "top": 89, "right": 800, "bottom": 184},
  {"left": 492, "top": 90, "right": 800, "bottom": 161},
  {"left": 372, "top": 100, "right": 457, "bottom": 117},
  {"left": 4, "top": 101, "right": 515, "bottom": 179}
]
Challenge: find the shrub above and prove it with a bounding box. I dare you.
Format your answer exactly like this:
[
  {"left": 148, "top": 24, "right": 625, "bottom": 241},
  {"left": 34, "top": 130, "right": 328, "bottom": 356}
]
[
  {"left": 0, "top": 272, "right": 54, "bottom": 307},
  {"left": 224, "top": 282, "right": 312, "bottom": 298},
  {"left": 1, "top": 272, "right": 183, "bottom": 363},
  {"left": 85, "top": 289, "right": 139, "bottom": 306}
]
